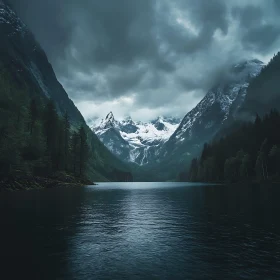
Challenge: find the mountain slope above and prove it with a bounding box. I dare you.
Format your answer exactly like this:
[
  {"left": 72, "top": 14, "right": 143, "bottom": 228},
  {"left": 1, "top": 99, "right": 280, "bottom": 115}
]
[
  {"left": 240, "top": 52, "right": 280, "bottom": 117},
  {"left": 163, "top": 59, "right": 264, "bottom": 155},
  {"left": 91, "top": 112, "right": 180, "bottom": 165},
  {"left": 0, "top": 0, "right": 130, "bottom": 181},
  {"left": 135, "top": 59, "right": 264, "bottom": 181},
  {"left": 187, "top": 52, "right": 280, "bottom": 183}
]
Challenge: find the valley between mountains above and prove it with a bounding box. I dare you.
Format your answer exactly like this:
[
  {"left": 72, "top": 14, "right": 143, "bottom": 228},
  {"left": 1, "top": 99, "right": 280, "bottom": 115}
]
[
  {"left": 2, "top": 0, "right": 280, "bottom": 183},
  {"left": 88, "top": 59, "right": 264, "bottom": 181}
]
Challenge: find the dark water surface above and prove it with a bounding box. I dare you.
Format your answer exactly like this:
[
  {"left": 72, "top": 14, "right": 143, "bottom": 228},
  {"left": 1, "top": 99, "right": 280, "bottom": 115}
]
[{"left": 1, "top": 182, "right": 280, "bottom": 279}]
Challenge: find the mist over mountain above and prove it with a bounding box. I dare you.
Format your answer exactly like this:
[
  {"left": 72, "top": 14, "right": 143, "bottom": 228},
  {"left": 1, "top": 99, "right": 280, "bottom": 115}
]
[
  {"left": 159, "top": 59, "right": 264, "bottom": 161},
  {"left": 89, "top": 59, "right": 265, "bottom": 181},
  {"left": 188, "top": 52, "right": 280, "bottom": 184},
  {"left": 241, "top": 53, "right": 280, "bottom": 117}
]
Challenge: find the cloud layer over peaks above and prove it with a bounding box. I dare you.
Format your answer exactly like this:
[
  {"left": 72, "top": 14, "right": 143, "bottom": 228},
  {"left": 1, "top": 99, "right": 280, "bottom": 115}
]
[{"left": 9, "top": 0, "right": 280, "bottom": 121}]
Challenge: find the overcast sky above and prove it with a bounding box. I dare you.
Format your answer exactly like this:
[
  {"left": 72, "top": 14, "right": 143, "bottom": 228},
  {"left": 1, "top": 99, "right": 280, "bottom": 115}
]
[{"left": 9, "top": 0, "right": 280, "bottom": 121}]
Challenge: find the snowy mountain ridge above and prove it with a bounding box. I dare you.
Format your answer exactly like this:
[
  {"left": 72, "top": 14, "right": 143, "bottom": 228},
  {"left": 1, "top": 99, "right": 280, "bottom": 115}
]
[
  {"left": 156, "top": 59, "right": 265, "bottom": 174},
  {"left": 171, "top": 59, "right": 264, "bottom": 144},
  {"left": 90, "top": 113, "right": 181, "bottom": 165}
]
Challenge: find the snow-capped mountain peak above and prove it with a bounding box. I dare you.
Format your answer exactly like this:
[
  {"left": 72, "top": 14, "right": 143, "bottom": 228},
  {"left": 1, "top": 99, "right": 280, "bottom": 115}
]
[
  {"left": 158, "top": 59, "right": 265, "bottom": 163},
  {"left": 98, "top": 111, "right": 119, "bottom": 130},
  {"left": 105, "top": 111, "right": 115, "bottom": 122},
  {"left": 91, "top": 113, "right": 181, "bottom": 165}
]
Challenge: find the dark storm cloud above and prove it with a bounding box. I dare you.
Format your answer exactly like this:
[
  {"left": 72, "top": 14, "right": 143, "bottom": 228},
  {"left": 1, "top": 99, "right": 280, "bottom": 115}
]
[
  {"left": 232, "top": 5, "right": 262, "bottom": 27},
  {"left": 8, "top": 0, "right": 280, "bottom": 120},
  {"left": 65, "top": 0, "right": 157, "bottom": 67},
  {"left": 232, "top": 3, "right": 280, "bottom": 54},
  {"left": 243, "top": 25, "right": 280, "bottom": 53},
  {"left": 8, "top": 0, "right": 71, "bottom": 61}
]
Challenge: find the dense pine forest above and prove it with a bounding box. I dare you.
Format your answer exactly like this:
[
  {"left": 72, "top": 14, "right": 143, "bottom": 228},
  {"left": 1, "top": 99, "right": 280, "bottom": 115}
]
[
  {"left": 0, "top": 0, "right": 134, "bottom": 187},
  {"left": 0, "top": 66, "right": 134, "bottom": 189},
  {"left": 188, "top": 111, "right": 280, "bottom": 183},
  {"left": 0, "top": 70, "right": 92, "bottom": 189}
]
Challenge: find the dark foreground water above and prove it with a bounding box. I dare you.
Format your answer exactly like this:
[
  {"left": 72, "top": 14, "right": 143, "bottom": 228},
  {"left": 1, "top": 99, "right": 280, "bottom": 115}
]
[{"left": 1, "top": 182, "right": 280, "bottom": 279}]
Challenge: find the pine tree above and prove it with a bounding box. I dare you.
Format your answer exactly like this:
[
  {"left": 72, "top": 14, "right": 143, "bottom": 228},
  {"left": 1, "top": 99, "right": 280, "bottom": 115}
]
[
  {"left": 43, "top": 100, "right": 59, "bottom": 171},
  {"left": 70, "top": 131, "right": 80, "bottom": 174},
  {"left": 57, "top": 120, "right": 65, "bottom": 170},
  {"left": 239, "top": 154, "right": 251, "bottom": 179},
  {"left": 29, "top": 99, "right": 38, "bottom": 135},
  {"left": 269, "top": 145, "right": 280, "bottom": 176},
  {"left": 188, "top": 158, "right": 198, "bottom": 181},
  {"left": 63, "top": 112, "right": 70, "bottom": 171},
  {"left": 224, "top": 157, "right": 238, "bottom": 182},
  {"left": 78, "top": 126, "right": 89, "bottom": 177}
]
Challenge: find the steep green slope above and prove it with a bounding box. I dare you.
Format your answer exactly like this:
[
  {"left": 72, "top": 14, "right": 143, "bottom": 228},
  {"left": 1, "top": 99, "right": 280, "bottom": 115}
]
[{"left": 0, "top": 0, "right": 131, "bottom": 181}]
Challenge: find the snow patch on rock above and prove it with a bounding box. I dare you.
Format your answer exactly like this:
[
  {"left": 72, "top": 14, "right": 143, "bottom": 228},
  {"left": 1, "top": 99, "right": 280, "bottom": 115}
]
[{"left": 90, "top": 113, "right": 181, "bottom": 165}]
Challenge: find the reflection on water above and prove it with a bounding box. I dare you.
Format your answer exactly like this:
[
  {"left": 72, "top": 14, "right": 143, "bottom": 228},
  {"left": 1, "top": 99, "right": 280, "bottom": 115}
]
[{"left": 0, "top": 182, "right": 280, "bottom": 279}]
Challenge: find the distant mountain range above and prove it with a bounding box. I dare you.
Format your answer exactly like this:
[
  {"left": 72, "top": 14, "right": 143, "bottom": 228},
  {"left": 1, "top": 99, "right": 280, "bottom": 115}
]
[
  {"left": 90, "top": 112, "right": 181, "bottom": 165},
  {"left": 90, "top": 59, "right": 264, "bottom": 180}
]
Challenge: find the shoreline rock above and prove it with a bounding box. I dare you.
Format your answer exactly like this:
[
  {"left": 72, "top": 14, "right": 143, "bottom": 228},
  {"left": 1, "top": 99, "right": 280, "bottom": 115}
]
[{"left": 0, "top": 173, "right": 96, "bottom": 192}]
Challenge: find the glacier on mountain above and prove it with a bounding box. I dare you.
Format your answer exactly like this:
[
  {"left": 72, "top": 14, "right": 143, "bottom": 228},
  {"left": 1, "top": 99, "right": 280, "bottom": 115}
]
[{"left": 90, "top": 112, "right": 181, "bottom": 165}]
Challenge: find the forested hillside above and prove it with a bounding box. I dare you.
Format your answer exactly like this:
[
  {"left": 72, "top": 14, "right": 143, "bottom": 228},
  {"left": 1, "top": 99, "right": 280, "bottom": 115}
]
[
  {"left": 188, "top": 111, "right": 280, "bottom": 183},
  {"left": 0, "top": 0, "right": 132, "bottom": 184},
  {"left": 0, "top": 71, "right": 89, "bottom": 176}
]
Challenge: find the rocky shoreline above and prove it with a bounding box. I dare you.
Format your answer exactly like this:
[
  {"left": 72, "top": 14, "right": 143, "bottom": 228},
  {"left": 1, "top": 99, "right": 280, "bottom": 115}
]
[{"left": 0, "top": 173, "right": 95, "bottom": 192}]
